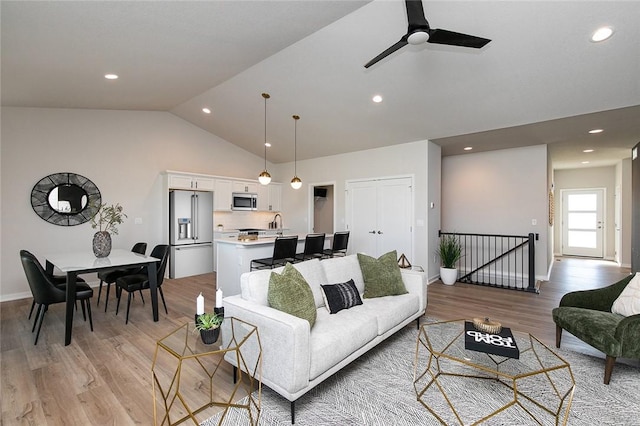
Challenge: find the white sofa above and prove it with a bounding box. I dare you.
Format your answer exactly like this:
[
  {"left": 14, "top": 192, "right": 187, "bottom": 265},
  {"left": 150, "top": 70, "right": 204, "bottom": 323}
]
[{"left": 222, "top": 254, "right": 428, "bottom": 423}]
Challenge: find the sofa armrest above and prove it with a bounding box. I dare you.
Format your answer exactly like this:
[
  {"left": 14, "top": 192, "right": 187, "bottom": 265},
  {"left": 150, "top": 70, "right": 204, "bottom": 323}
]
[
  {"left": 223, "top": 295, "right": 311, "bottom": 398},
  {"left": 559, "top": 274, "right": 634, "bottom": 312},
  {"left": 614, "top": 313, "right": 640, "bottom": 359},
  {"left": 401, "top": 269, "right": 427, "bottom": 313}
]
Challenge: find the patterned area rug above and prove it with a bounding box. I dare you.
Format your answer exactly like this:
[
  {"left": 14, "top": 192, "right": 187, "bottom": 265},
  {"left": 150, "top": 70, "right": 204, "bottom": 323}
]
[{"left": 202, "top": 322, "right": 639, "bottom": 425}]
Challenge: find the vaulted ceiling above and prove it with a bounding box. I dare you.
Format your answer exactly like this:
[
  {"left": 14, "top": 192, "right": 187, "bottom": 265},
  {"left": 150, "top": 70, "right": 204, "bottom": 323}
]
[{"left": 2, "top": 1, "right": 639, "bottom": 169}]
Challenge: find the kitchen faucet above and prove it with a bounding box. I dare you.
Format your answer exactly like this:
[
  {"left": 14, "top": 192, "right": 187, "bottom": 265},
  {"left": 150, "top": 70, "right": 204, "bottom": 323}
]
[{"left": 272, "top": 213, "right": 283, "bottom": 233}]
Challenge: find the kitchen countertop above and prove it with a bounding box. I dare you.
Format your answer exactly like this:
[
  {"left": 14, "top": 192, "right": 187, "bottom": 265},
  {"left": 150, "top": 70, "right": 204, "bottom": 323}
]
[{"left": 215, "top": 233, "right": 329, "bottom": 246}]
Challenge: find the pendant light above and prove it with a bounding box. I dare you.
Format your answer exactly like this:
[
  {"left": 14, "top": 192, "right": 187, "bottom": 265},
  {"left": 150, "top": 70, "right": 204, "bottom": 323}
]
[
  {"left": 291, "top": 115, "right": 302, "bottom": 189},
  {"left": 258, "top": 92, "right": 272, "bottom": 185}
]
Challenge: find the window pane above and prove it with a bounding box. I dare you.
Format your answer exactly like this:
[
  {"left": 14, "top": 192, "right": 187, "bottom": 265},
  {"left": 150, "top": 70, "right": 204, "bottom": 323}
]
[
  {"left": 568, "top": 194, "right": 596, "bottom": 211},
  {"left": 568, "top": 231, "right": 596, "bottom": 248},
  {"left": 568, "top": 212, "right": 597, "bottom": 230}
]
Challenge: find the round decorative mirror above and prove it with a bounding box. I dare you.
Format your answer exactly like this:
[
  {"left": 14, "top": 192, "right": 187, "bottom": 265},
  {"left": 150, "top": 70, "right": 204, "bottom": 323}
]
[{"left": 31, "top": 172, "right": 101, "bottom": 226}]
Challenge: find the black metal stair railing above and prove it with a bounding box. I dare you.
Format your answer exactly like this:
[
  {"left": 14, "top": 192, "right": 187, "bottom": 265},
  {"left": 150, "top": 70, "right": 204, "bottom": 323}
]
[{"left": 439, "top": 231, "right": 539, "bottom": 293}]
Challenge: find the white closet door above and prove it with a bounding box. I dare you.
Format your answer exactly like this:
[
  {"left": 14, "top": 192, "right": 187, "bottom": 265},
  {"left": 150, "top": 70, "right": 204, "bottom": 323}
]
[
  {"left": 346, "top": 177, "right": 413, "bottom": 260},
  {"left": 347, "top": 181, "right": 378, "bottom": 256},
  {"left": 377, "top": 178, "right": 412, "bottom": 258}
]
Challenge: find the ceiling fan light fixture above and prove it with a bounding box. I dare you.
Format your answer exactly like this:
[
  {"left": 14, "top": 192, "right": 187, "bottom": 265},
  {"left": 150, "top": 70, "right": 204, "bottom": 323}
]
[
  {"left": 407, "top": 31, "right": 429, "bottom": 45},
  {"left": 259, "top": 93, "right": 271, "bottom": 185},
  {"left": 591, "top": 26, "right": 613, "bottom": 42}
]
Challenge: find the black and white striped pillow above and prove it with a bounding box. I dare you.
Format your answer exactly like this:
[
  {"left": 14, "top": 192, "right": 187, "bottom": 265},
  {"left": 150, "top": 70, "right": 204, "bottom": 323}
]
[{"left": 320, "top": 279, "right": 363, "bottom": 314}]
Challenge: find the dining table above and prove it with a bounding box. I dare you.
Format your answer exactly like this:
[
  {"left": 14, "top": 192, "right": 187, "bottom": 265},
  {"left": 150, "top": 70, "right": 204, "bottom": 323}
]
[{"left": 45, "top": 248, "right": 160, "bottom": 346}]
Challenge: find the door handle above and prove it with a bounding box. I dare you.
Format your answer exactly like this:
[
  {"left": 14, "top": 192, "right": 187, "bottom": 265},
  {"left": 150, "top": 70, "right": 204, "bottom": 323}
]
[
  {"left": 377, "top": 231, "right": 383, "bottom": 234},
  {"left": 369, "top": 230, "right": 376, "bottom": 234}
]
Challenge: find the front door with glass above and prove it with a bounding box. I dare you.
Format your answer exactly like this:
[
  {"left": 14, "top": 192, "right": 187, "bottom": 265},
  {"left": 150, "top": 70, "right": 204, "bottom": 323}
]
[{"left": 561, "top": 189, "right": 604, "bottom": 257}]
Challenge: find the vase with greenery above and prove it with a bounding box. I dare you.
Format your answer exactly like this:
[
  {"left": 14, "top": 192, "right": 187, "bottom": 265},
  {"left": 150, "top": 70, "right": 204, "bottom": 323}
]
[
  {"left": 195, "top": 312, "right": 224, "bottom": 344},
  {"left": 90, "top": 203, "right": 127, "bottom": 258},
  {"left": 436, "top": 234, "right": 463, "bottom": 285}
]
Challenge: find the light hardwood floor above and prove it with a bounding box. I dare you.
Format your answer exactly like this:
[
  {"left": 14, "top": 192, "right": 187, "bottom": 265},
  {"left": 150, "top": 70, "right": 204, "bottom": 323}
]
[{"left": 0, "top": 257, "right": 634, "bottom": 424}]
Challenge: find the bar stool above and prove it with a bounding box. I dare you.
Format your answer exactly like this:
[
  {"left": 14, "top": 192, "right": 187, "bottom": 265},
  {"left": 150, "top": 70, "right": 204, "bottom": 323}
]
[
  {"left": 295, "top": 233, "right": 325, "bottom": 262},
  {"left": 323, "top": 231, "right": 349, "bottom": 258},
  {"left": 251, "top": 236, "right": 298, "bottom": 270}
]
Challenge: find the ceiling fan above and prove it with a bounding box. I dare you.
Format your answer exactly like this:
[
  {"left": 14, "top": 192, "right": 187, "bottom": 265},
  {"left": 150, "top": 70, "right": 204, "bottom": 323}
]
[{"left": 364, "top": 0, "right": 491, "bottom": 68}]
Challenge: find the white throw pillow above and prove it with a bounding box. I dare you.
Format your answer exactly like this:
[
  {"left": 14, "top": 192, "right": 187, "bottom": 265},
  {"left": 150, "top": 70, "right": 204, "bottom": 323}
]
[{"left": 611, "top": 273, "right": 640, "bottom": 317}]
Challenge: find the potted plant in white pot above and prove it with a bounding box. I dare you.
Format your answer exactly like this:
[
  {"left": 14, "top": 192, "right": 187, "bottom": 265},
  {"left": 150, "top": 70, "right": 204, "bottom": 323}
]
[
  {"left": 90, "top": 203, "right": 126, "bottom": 258},
  {"left": 194, "top": 312, "right": 224, "bottom": 344},
  {"left": 436, "top": 234, "right": 463, "bottom": 285}
]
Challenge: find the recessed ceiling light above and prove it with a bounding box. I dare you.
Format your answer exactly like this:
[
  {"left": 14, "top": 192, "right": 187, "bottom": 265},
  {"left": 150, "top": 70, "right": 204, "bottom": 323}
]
[
  {"left": 372, "top": 95, "right": 383, "bottom": 103},
  {"left": 104, "top": 74, "right": 118, "bottom": 80},
  {"left": 265, "top": 142, "right": 271, "bottom": 147},
  {"left": 588, "top": 129, "right": 603, "bottom": 134},
  {"left": 582, "top": 161, "right": 590, "bottom": 164},
  {"left": 591, "top": 26, "right": 614, "bottom": 42},
  {"left": 202, "top": 107, "right": 211, "bottom": 114},
  {"left": 583, "top": 149, "right": 595, "bottom": 153},
  {"left": 464, "top": 147, "right": 473, "bottom": 151}
]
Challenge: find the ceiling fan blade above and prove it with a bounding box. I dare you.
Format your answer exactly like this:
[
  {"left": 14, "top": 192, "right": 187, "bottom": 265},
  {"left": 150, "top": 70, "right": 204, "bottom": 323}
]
[
  {"left": 364, "top": 39, "right": 408, "bottom": 68},
  {"left": 405, "top": 0, "right": 428, "bottom": 26},
  {"left": 427, "top": 28, "right": 491, "bottom": 48}
]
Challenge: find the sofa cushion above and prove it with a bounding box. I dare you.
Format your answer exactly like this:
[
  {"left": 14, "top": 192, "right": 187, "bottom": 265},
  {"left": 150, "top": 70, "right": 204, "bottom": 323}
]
[
  {"left": 358, "top": 250, "right": 408, "bottom": 298},
  {"left": 321, "top": 254, "right": 365, "bottom": 294},
  {"left": 289, "top": 258, "right": 328, "bottom": 309},
  {"left": 358, "top": 293, "right": 420, "bottom": 334},
  {"left": 321, "top": 279, "right": 363, "bottom": 314},
  {"left": 268, "top": 263, "right": 317, "bottom": 327},
  {"left": 552, "top": 306, "right": 624, "bottom": 356},
  {"left": 611, "top": 273, "right": 640, "bottom": 317},
  {"left": 309, "top": 306, "right": 378, "bottom": 379},
  {"left": 241, "top": 269, "right": 275, "bottom": 306}
]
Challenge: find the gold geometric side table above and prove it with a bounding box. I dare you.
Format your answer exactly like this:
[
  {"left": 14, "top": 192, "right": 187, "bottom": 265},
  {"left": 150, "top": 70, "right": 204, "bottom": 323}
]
[
  {"left": 152, "top": 317, "right": 262, "bottom": 425},
  {"left": 413, "top": 319, "right": 575, "bottom": 425}
]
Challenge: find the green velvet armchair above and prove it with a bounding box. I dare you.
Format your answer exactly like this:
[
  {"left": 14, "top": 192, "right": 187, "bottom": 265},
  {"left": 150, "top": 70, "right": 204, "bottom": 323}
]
[{"left": 552, "top": 274, "right": 640, "bottom": 384}]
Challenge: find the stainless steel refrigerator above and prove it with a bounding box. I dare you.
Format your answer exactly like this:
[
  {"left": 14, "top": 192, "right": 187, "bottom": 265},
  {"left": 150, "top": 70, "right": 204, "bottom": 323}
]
[{"left": 169, "top": 190, "right": 214, "bottom": 278}]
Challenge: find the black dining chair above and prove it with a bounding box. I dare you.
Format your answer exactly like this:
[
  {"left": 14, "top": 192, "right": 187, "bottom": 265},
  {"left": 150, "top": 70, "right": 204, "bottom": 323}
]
[
  {"left": 114, "top": 244, "right": 170, "bottom": 324},
  {"left": 250, "top": 236, "right": 298, "bottom": 271},
  {"left": 20, "top": 250, "right": 94, "bottom": 345},
  {"left": 98, "top": 242, "right": 147, "bottom": 311},
  {"left": 295, "top": 233, "right": 326, "bottom": 262},
  {"left": 323, "top": 231, "right": 350, "bottom": 258},
  {"left": 27, "top": 272, "right": 89, "bottom": 320}
]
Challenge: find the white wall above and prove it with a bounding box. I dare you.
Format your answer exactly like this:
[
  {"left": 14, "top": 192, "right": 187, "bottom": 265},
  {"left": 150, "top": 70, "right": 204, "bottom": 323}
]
[
  {"left": 0, "top": 107, "right": 267, "bottom": 300},
  {"left": 273, "top": 140, "right": 434, "bottom": 277},
  {"left": 553, "top": 166, "right": 616, "bottom": 260},
  {"left": 442, "top": 145, "right": 549, "bottom": 279},
  {"left": 619, "top": 158, "right": 632, "bottom": 267}
]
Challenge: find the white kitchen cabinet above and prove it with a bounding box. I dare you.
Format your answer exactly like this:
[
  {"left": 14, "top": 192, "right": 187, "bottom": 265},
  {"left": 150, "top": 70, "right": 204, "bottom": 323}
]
[
  {"left": 168, "top": 174, "right": 214, "bottom": 191},
  {"left": 214, "top": 179, "right": 233, "bottom": 211},
  {"left": 269, "top": 183, "right": 282, "bottom": 212},
  {"left": 257, "top": 184, "right": 269, "bottom": 211},
  {"left": 233, "top": 181, "right": 258, "bottom": 194},
  {"left": 256, "top": 183, "right": 282, "bottom": 211}
]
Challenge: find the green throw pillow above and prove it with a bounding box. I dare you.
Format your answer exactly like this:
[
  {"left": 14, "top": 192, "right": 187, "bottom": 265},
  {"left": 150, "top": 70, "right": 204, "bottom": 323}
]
[
  {"left": 358, "top": 250, "right": 408, "bottom": 298},
  {"left": 268, "top": 263, "right": 317, "bottom": 327}
]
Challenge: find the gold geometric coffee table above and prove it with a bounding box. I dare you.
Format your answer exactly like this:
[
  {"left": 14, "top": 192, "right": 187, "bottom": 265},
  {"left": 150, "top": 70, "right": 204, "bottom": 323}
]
[
  {"left": 414, "top": 319, "right": 575, "bottom": 425},
  {"left": 152, "top": 317, "right": 262, "bottom": 425}
]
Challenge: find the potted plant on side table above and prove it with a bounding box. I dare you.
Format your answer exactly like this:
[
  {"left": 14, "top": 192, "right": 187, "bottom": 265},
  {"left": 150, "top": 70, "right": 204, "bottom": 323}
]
[
  {"left": 195, "top": 312, "right": 224, "bottom": 344},
  {"left": 436, "top": 234, "right": 463, "bottom": 285}
]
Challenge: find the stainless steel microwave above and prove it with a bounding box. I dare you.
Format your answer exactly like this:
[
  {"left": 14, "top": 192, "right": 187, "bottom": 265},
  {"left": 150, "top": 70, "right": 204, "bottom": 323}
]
[{"left": 232, "top": 193, "right": 258, "bottom": 211}]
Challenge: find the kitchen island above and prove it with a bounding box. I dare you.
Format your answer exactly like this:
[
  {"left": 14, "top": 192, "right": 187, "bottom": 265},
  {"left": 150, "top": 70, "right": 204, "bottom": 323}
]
[{"left": 215, "top": 234, "right": 330, "bottom": 297}]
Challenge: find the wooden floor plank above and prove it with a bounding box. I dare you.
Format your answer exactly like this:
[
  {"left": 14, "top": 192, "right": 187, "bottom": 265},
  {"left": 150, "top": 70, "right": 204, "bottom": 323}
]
[{"left": 1, "top": 255, "right": 635, "bottom": 424}]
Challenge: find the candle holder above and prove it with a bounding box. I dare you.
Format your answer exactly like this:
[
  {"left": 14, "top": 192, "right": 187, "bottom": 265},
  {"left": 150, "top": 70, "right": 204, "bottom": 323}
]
[
  {"left": 214, "top": 307, "right": 224, "bottom": 318},
  {"left": 195, "top": 313, "right": 203, "bottom": 326}
]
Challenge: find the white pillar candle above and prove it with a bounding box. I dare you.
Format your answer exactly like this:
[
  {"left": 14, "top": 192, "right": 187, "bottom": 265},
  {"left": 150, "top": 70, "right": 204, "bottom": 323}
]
[
  {"left": 215, "top": 288, "right": 223, "bottom": 308},
  {"left": 196, "top": 292, "right": 204, "bottom": 315}
]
